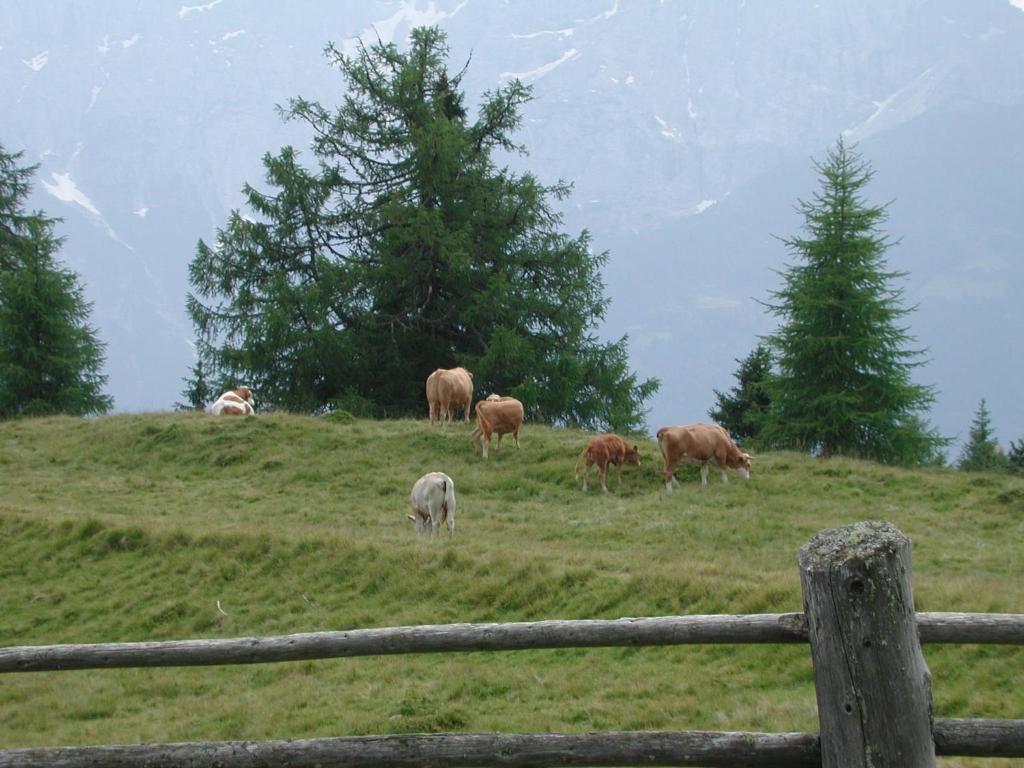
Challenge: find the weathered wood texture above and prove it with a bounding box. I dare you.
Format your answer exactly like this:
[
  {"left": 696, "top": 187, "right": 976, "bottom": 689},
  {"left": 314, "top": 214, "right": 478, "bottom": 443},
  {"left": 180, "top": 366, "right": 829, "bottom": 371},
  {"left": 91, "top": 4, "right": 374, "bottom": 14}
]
[
  {"left": 1, "top": 721, "right": 1020, "bottom": 768},
  {"left": 0, "top": 614, "right": 809, "bottom": 673},
  {"left": 799, "top": 521, "right": 936, "bottom": 768},
  {"left": 0, "top": 730, "right": 823, "bottom": 768},
  {"left": 916, "top": 612, "right": 1024, "bottom": 643},
  {"left": 933, "top": 718, "right": 1024, "bottom": 757},
  {"left": 2, "top": 611, "right": 1021, "bottom": 675}
]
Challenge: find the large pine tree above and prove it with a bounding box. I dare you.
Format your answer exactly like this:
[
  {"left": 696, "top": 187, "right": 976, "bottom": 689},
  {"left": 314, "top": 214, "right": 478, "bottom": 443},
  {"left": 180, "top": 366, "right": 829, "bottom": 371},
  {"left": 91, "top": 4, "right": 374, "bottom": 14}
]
[
  {"left": 761, "top": 138, "right": 944, "bottom": 464},
  {"left": 188, "top": 27, "right": 656, "bottom": 430},
  {"left": 0, "top": 144, "right": 112, "bottom": 418}
]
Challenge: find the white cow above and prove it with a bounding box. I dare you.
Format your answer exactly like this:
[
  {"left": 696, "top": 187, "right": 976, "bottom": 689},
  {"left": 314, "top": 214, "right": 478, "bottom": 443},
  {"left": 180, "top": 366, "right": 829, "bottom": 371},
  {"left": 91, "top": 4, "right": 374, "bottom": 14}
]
[
  {"left": 408, "top": 472, "right": 456, "bottom": 537},
  {"left": 210, "top": 387, "right": 255, "bottom": 416}
]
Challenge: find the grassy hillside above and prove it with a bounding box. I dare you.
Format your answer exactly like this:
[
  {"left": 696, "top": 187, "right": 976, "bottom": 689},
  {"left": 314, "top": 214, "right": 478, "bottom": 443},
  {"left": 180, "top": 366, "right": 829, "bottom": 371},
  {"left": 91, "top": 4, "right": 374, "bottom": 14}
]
[{"left": 1, "top": 413, "right": 1021, "bottom": 764}]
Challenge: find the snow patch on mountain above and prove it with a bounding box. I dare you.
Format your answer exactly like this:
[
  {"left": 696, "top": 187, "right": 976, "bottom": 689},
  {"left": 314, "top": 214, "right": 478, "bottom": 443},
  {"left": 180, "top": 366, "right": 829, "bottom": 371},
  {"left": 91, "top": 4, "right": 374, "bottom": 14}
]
[
  {"left": 655, "top": 115, "right": 681, "bottom": 142},
  {"left": 122, "top": 34, "right": 141, "bottom": 49},
  {"left": 43, "top": 173, "right": 101, "bottom": 217},
  {"left": 341, "top": 1, "right": 466, "bottom": 56},
  {"left": 500, "top": 48, "right": 580, "bottom": 83},
  {"left": 22, "top": 51, "right": 48, "bottom": 71},
  {"left": 179, "top": 0, "right": 223, "bottom": 19},
  {"left": 97, "top": 36, "right": 111, "bottom": 55},
  {"left": 585, "top": 1, "right": 619, "bottom": 24},
  {"left": 221, "top": 30, "right": 246, "bottom": 41},
  {"left": 87, "top": 85, "right": 102, "bottom": 112},
  {"left": 511, "top": 28, "right": 575, "bottom": 40}
]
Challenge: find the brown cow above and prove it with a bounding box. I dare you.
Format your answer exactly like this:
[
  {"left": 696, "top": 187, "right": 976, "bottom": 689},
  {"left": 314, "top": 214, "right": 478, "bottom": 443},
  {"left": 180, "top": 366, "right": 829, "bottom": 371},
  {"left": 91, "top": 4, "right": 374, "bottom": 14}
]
[
  {"left": 656, "top": 423, "right": 751, "bottom": 489},
  {"left": 472, "top": 396, "right": 524, "bottom": 459},
  {"left": 574, "top": 434, "right": 641, "bottom": 493},
  {"left": 210, "top": 387, "right": 255, "bottom": 416},
  {"left": 426, "top": 367, "right": 474, "bottom": 425}
]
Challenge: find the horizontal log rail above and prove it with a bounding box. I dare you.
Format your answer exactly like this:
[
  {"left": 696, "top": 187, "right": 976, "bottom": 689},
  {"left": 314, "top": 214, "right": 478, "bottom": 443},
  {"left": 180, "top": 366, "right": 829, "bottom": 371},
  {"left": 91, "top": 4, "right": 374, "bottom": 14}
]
[
  {"left": 1, "top": 720, "right": 1021, "bottom": 768},
  {"left": 1, "top": 612, "right": 1020, "bottom": 674}
]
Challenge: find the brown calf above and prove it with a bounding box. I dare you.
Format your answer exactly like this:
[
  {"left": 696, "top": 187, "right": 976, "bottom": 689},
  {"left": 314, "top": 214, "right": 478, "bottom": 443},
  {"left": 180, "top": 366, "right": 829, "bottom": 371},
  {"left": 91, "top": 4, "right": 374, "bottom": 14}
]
[{"left": 574, "top": 434, "right": 641, "bottom": 492}]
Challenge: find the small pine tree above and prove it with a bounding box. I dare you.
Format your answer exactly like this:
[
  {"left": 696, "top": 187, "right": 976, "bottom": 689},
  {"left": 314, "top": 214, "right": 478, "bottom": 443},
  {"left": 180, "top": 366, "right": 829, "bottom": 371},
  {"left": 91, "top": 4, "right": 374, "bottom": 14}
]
[
  {"left": 708, "top": 344, "right": 772, "bottom": 442},
  {"left": 958, "top": 399, "right": 1008, "bottom": 472},
  {"left": 0, "top": 144, "right": 112, "bottom": 418},
  {"left": 175, "top": 360, "right": 213, "bottom": 411},
  {"left": 1008, "top": 437, "right": 1024, "bottom": 474}
]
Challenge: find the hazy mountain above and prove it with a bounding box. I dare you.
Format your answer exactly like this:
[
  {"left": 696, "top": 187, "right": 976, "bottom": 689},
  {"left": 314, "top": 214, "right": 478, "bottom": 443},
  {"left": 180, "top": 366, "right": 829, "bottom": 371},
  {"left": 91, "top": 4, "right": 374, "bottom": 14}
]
[{"left": 2, "top": 0, "right": 1022, "bottom": 452}]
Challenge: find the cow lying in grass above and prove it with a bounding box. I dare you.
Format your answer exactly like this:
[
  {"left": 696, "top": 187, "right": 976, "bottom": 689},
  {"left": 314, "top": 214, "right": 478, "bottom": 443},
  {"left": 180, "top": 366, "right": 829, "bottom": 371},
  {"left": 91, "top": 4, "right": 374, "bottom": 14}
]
[
  {"left": 657, "top": 423, "right": 751, "bottom": 488},
  {"left": 575, "top": 434, "right": 641, "bottom": 493},
  {"left": 210, "top": 387, "right": 255, "bottom": 416},
  {"left": 408, "top": 471, "right": 456, "bottom": 537}
]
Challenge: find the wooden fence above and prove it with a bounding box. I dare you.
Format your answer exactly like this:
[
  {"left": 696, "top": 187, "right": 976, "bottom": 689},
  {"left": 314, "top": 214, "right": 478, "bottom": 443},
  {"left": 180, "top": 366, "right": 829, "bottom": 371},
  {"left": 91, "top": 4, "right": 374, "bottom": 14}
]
[{"left": 0, "top": 521, "right": 1021, "bottom": 767}]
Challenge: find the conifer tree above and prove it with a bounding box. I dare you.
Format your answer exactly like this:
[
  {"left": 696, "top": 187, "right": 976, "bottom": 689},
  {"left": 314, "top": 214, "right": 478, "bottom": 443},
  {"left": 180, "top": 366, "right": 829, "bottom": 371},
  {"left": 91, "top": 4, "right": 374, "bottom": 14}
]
[
  {"left": 0, "top": 145, "right": 112, "bottom": 418},
  {"left": 175, "top": 360, "right": 213, "bottom": 411},
  {"left": 761, "top": 138, "right": 945, "bottom": 464},
  {"left": 188, "top": 27, "right": 656, "bottom": 430},
  {"left": 708, "top": 343, "right": 772, "bottom": 442},
  {"left": 1008, "top": 437, "right": 1024, "bottom": 474},
  {"left": 958, "top": 399, "right": 1007, "bottom": 472}
]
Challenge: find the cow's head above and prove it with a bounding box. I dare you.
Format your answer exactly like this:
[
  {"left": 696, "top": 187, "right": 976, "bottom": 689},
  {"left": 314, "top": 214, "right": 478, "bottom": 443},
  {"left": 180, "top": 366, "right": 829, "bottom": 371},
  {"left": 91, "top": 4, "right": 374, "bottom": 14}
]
[
  {"left": 732, "top": 452, "right": 752, "bottom": 480},
  {"left": 624, "top": 444, "right": 642, "bottom": 467}
]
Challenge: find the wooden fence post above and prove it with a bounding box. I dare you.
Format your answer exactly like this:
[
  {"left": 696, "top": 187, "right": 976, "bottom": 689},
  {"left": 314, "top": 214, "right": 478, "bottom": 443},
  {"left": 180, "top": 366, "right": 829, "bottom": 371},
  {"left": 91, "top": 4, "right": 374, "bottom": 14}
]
[{"left": 798, "top": 521, "right": 935, "bottom": 768}]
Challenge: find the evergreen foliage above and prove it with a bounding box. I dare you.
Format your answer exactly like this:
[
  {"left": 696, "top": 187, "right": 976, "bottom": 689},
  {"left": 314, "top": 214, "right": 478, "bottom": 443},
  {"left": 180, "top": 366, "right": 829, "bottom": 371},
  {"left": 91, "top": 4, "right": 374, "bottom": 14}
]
[
  {"left": 175, "top": 361, "right": 213, "bottom": 411},
  {"left": 760, "top": 138, "right": 945, "bottom": 464},
  {"left": 958, "top": 399, "right": 1008, "bottom": 472},
  {"left": 187, "top": 27, "right": 656, "bottom": 431},
  {"left": 0, "top": 144, "right": 112, "bottom": 418},
  {"left": 1008, "top": 437, "right": 1024, "bottom": 474},
  {"left": 708, "top": 343, "right": 772, "bottom": 443}
]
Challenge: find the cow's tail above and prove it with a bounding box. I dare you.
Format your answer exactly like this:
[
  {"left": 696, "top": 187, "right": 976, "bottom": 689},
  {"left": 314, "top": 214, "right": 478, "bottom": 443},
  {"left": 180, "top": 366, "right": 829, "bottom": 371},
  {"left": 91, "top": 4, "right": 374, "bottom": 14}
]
[
  {"left": 573, "top": 446, "right": 588, "bottom": 481},
  {"left": 441, "top": 475, "right": 456, "bottom": 533},
  {"left": 655, "top": 427, "right": 668, "bottom": 457}
]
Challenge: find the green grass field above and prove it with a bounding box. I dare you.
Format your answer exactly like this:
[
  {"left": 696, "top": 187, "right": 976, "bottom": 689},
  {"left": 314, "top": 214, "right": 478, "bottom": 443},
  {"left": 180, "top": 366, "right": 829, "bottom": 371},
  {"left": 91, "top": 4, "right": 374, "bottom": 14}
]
[{"left": 1, "top": 412, "right": 1021, "bottom": 765}]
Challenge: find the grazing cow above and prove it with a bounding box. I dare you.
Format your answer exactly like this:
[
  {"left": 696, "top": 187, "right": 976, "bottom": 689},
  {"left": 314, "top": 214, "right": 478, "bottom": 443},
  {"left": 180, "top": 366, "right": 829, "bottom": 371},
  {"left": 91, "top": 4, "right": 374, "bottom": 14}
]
[
  {"left": 575, "top": 434, "right": 641, "bottom": 493},
  {"left": 408, "top": 471, "right": 456, "bottom": 537},
  {"left": 657, "top": 423, "right": 751, "bottom": 489},
  {"left": 426, "top": 367, "right": 474, "bottom": 425},
  {"left": 210, "top": 387, "right": 255, "bottom": 416},
  {"left": 472, "top": 396, "right": 524, "bottom": 459},
  {"left": 425, "top": 369, "right": 442, "bottom": 423}
]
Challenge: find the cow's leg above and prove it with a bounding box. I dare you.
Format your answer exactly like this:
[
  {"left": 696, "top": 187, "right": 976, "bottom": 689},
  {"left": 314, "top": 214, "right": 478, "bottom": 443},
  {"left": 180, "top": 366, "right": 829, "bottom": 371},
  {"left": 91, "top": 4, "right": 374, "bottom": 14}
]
[
  {"left": 720, "top": 467, "right": 730, "bottom": 483},
  {"left": 615, "top": 461, "right": 624, "bottom": 487},
  {"left": 664, "top": 461, "right": 680, "bottom": 491},
  {"left": 513, "top": 428, "right": 520, "bottom": 449},
  {"left": 700, "top": 463, "right": 710, "bottom": 487},
  {"left": 599, "top": 462, "right": 610, "bottom": 493},
  {"left": 482, "top": 434, "right": 491, "bottom": 460},
  {"left": 463, "top": 400, "right": 471, "bottom": 423},
  {"left": 581, "top": 460, "right": 590, "bottom": 492}
]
